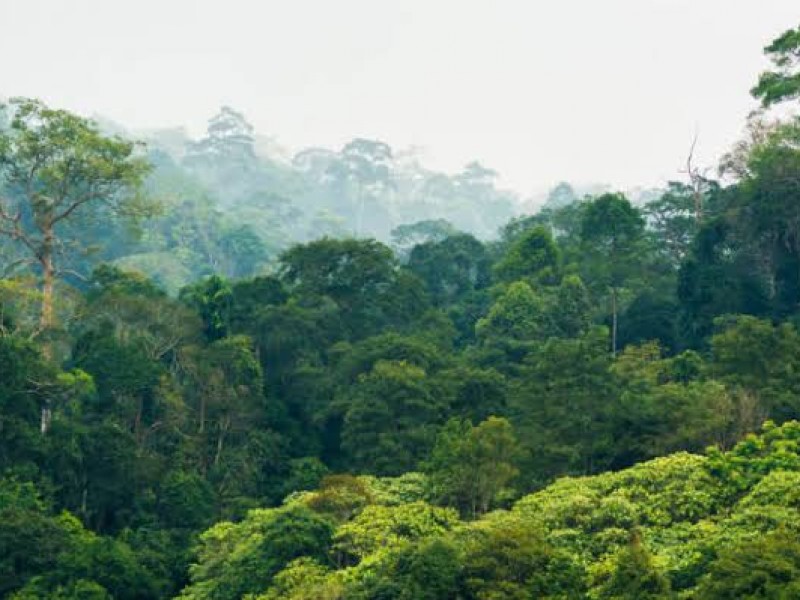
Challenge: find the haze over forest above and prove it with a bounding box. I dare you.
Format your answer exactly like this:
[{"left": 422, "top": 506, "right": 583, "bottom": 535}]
[
  {"left": 5, "top": 3, "right": 800, "bottom": 600},
  {"left": 2, "top": 0, "right": 799, "bottom": 192}
]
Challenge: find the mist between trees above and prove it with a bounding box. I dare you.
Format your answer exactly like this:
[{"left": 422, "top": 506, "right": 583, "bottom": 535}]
[{"left": 2, "top": 20, "right": 800, "bottom": 600}]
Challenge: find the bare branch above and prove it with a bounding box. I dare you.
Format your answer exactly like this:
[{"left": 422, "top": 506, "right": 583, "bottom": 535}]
[
  {"left": 55, "top": 267, "right": 88, "bottom": 282},
  {"left": 51, "top": 189, "right": 102, "bottom": 226},
  {"left": 1, "top": 256, "right": 37, "bottom": 276},
  {"left": 0, "top": 201, "right": 40, "bottom": 256},
  {"left": 680, "top": 129, "right": 709, "bottom": 223}
]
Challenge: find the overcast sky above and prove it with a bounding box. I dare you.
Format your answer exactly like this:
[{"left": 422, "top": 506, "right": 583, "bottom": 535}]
[{"left": 1, "top": 0, "right": 798, "bottom": 194}]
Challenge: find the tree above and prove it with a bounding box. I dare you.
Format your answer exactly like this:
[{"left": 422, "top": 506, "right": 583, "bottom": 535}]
[
  {"left": 678, "top": 218, "right": 769, "bottom": 346},
  {"left": 0, "top": 478, "right": 162, "bottom": 599},
  {"left": 0, "top": 98, "right": 151, "bottom": 335},
  {"left": 752, "top": 24, "right": 800, "bottom": 108},
  {"left": 426, "top": 417, "right": 521, "bottom": 517},
  {"left": 369, "top": 537, "right": 461, "bottom": 600},
  {"left": 710, "top": 316, "right": 800, "bottom": 422},
  {"left": 609, "top": 344, "right": 735, "bottom": 466},
  {"left": 476, "top": 281, "right": 547, "bottom": 345},
  {"left": 494, "top": 225, "right": 560, "bottom": 284},
  {"left": 184, "top": 106, "right": 256, "bottom": 167},
  {"left": 435, "top": 364, "right": 508, "bottom": 423},
  {"left": 181, "top": 335, "right": 264, "bottom": 471},
  {"left": 618, "top": 291, "right": 679, "bottom": 353},
  {"left": 217, "top": 223, "right": 269, "bottom": 278},
  {"left": 452, "top": 161, "right": 516, "bottom": 237},
  {"left": 179, "top": 504, "right": 334, "bottom": 600},
  {"left": 279, "top": 238, "right": 428, "bottom": 339},
  {"left": 157, "top": 470, "right": 215, "bottom": 530},
  {"left": 593, "top": 529, "right": 671, "bottom": 599},
  {"left": 72, "top": 327, "right": 164, "bottom": 441},
  {"left": 549, "top": 274, "right": 592, "bottom": 338},
  {"left": 461, "top": 515, "right": 584, "bottom": 599},
  {"left": 732, "top": 121, "right": 800, "bottom": 318},
  {"left": 305, "top": 474, "right": 374, "bottom": 522},
  {"left": 328, "top": 139, "right": 394, "bottom": 237},
  {"left": 82, "top": 266, "right": 201, "bottom": 365},
  {"left": 644, "top": 182, "right": 700, "bottom": 266},
  {"left": 390, "top": 218, "right": 456, "bottom": 257},
  {"left": 696, "top": 530, "right": 800, "bottom": 599},
  {"left": 543, "top": 181, "right": 578, "bottom": 210},
  {"left": 338, "top": 360, "right": 444, "bottom": 475},
  {"left": 580, "top": 193, "right": 646, "bottom": 355},
  {"left": 0, "top": 480, "right": 69, "bottom": 596},
  {"left": 0, "top": 336, "right": 54, "bottom": 467},
  {"left": 229, "top": 275, "right": 287, "bottom": 332},
  {"left": 260, "top": 557, "right": 342, "bottom": 600},
  {"left": 407, "top": 233, "right": 491, "bottom": 306},
  {"left": 331, "top": 501, "right": 459, "bottom": 565},
  {"left": 512, "top": 327, "right": 617, "bottom": 481},
  {"left": 179, "top": 275, "right": 233, "bottom": 342}
]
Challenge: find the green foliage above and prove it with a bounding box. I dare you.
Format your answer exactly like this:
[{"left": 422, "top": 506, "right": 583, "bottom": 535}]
[
  {"left": 711, "top": 316, "right": 800, "bottom": 421},
  {"left": 512, "top": 327, "right": 616, "bottom": 481},
  {"left": 460, "top": 514, "right": 585, "bottom": 599},
  {"left": 426, "top": 417, "right": 521, "bottom": 517},
  {"left": 257, "top": 557, "right": 343, "bottom": 600},
  {"left": 158, "top": 471, "right": 215, "bottom": 529},
  {"left": 6, "top": 26, "right": 800, "bottom": 597},
  {"left": 752, "top": 24, "right": 800, "bottom": 107},
  {"left": 279, "top": 238, "right": 428, "bottom": 339},
  {"left": 696, "top": 530, "right": 800, "bottom": 599},
  {"left": 338, "top": 359, "right": 444, "bottom": 475},
  {"left": 331, "top": 501, "right": 459, "bottom": 564},
  {"left": 494, "top": 225, "right": 560, "bottom": 284},
  {"left": 0, "top": 477, "right": 162, "bottom": 599},
  {"left": 0, "top": 97, "right": 152, "bottom": 328},
  {"left": 476, "top": 280, "right": 547, "bottom": 344},
  {"left": 381, "top": 537, "right": 462, "bottom": 600},
  {"left": 590, "top": 530, "right": 671, "bottom": 599},
  {"left": 179, "top": 275, "right": 233, "bottom": 341},
  {"left": 580, "top": 193, "right": 646, "bottom": 354},
  {"left": 407, "top": 233, "right": 491, "bottom": 306},
  {"left": 551, "top": 274, "right": 592, "bottom": 338},
  {"left": 0, "top": 336, "right": 53, "bottom": 471},
  {"left": 305, "top": 474, "right": 374, "bottom": 521},
  {"left": 179, "top": 504, "right": 334, "bottom": 600},
  {"left": 644, "top": 182, "right": 699, "bottom": 265},
  {"left": 391, "top": 218, "right": 457, "bottom": 257}
]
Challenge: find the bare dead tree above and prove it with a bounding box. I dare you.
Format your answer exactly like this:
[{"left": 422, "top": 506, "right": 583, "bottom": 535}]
[{"left": 681, "top": 131, "right": 712, "bottom": 224}]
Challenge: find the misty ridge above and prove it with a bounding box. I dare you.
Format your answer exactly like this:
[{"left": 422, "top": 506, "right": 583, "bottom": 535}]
[
  {"left": 64, "top": 104, "right": 658, "bottom": 293},
  {"left": 7, "top": 3, "right": 800, "bottom": 598}
]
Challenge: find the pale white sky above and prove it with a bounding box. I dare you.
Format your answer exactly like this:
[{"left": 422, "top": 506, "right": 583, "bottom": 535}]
[{"left": 1, "top": 0, "right": 798, "bottom": 193}]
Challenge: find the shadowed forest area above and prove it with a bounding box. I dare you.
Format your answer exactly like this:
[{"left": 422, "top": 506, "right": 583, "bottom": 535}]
[{"left": 3, "top": 18, "right": 800, "bottom": 600}]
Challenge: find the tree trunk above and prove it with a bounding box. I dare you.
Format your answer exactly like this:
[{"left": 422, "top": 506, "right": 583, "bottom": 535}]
[
  {"left": 214, "top": 417, "right": 229, "bottom": 467},
  {"left": 39, "top": 226, "right": 55, "bottom": 434},
  {"left": 39, "top": 226, "right": 55, "bottom": 334},
  {"left": 198, "top": 395, "right": 206, "bottom": 434},
  {"left": 611, "top": 287, "right": 618, "bottom": 357},
  {"left": 81, "top": 484, "right": 88, "bottom": 520},
  {"left": 40, "top": 404, "right": 51, "bottom": 434},
  {"left": 134, "top": 395, "right": 143, "bottom": 446}
]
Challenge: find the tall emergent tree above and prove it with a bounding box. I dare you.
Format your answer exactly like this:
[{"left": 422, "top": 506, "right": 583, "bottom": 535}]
[
  {"left": 0, "top": 98, "right": 151, "bottom": 334},
  {"left": 752, "top": 23, "right": 800, "bottom": 108},
  {"left": 580, "top": 193, "right": 645, "bottom": 355}
]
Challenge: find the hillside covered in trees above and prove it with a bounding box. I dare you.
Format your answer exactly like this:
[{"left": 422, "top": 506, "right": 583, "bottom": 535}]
[
  {"left": 0, "top": 102, "right": 521, "bottom": 295},
  {"left": 2, "top": 19, "right": 800, "bottom": 600}
]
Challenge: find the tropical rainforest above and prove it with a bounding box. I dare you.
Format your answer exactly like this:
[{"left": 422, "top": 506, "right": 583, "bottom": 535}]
[{"left": 2, "top": 22, "right": 800, "bottom": 600}]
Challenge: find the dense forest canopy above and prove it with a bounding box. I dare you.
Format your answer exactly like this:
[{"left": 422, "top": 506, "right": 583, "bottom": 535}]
[{"left": 2, "top": 19, "right": 800, "bottom": 600}]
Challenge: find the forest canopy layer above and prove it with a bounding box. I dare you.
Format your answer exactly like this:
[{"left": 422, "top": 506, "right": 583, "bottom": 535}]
[{"left": 2, "top": 19, "right": 800, "bottom": 600}]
